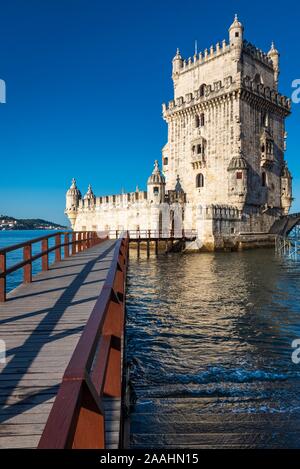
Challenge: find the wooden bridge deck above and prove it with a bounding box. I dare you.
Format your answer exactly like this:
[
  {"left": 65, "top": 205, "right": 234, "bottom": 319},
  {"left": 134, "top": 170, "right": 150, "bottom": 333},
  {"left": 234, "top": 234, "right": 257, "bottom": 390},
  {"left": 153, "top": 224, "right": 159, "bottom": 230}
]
[{"left": 0, "top": 239, "right": 121, "bottom": 449}]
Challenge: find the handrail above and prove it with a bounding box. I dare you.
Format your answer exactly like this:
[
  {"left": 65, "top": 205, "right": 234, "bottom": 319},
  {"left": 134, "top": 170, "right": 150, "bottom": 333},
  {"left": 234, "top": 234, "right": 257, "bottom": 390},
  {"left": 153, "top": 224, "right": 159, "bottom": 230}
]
[
  {"left": 106, "top": 229, "right": 198, "bottom": 239},
  {"left": 38, "top": 235, "right": 129, "bottom": 449},
  {"left": 0, "top": 231, "right": 106, "bottom": 302}
]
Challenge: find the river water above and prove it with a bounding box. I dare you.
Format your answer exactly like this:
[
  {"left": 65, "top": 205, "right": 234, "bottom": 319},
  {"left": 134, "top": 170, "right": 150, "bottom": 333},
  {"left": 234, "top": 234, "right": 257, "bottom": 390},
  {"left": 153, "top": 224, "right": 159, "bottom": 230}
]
[
  {"left": 1, "top": 232, "right": 300, "bottom": 447},
  {"left": 0, "top": 230, "right": 59, "bottom": 292},
  {"left": 126, "top": 248, "right": 300, "bottom": 448}
]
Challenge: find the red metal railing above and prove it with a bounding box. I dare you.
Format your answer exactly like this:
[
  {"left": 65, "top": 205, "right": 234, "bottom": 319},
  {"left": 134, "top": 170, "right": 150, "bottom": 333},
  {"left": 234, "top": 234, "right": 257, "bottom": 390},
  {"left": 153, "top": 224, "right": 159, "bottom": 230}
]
[
  {"left": 38, "top": 235, "right": 129, "bottom": 449},
  {"left": 0, "top": 231, "right": 104, "bottom": 302}
]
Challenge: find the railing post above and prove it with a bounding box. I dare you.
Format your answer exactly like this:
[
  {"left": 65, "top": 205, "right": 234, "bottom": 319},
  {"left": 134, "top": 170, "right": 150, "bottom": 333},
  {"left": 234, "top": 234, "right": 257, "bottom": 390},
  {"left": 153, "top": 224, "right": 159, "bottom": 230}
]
[
  {"left": 55, "top": 234, "right": 61, "bottom": 262},
  {"left": 78, "top": 233, "right": 82, "bottom": 252},
  {"left": 24, "top": 244, "right": 32, "bottom": 283},
  {"left": 86, "top": 232, "right": 90, "bottom": 249},
  {"left": 0, "top": 253, "right": 6, "bottom": 302},
  {"left": 64, "top": 233, "right": 69, "bottom": 258},
  {"left": 42, "top": 238, "right": 49, "bottom": 271},
  {"left": 72, "top": 233, "right": 76, "bottom": 255}
]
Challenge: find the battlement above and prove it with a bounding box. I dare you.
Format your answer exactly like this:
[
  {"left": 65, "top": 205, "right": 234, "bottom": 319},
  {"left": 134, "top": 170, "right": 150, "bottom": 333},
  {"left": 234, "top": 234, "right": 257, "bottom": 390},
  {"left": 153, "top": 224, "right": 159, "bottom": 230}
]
[
  {"left": 173, "top": 39, "right": 230, "bottom": 78},
  {"left": 242, "top": 40, "right": 273, "bottom": 69},
  {"left": 162, "top": 73, "right": 290, "bottom": 117},
  {"left": 242, "top": 75, "right": 291, "bottom": 111},
  {"left": 78, "top": 190, "right": 148, "bottom": 209},
  {"left": 163, "top": 75, "right": 235, "bottom": 117}
]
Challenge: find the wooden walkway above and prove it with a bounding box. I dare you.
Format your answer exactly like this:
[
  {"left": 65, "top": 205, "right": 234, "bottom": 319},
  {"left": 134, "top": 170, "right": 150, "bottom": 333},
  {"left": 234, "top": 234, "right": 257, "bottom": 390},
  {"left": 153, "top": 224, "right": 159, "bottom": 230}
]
[{"left": 0, "top": 239, "right": 120, "bottom": 448}]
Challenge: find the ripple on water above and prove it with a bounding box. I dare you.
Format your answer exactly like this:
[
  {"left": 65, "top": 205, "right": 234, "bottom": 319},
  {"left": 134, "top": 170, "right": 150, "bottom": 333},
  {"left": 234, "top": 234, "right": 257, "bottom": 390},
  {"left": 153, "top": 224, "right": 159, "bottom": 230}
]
[{"left": 126, "top": 249, "right": 300, "bottom": 425}]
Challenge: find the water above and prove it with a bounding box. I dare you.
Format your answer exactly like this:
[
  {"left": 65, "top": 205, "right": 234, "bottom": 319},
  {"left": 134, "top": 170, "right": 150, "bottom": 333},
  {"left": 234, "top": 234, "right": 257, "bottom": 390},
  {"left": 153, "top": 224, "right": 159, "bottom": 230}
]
[
  {"left": 0, "top": 230, "right": 61, "bottom": 292},
  {"left": 126, "top": 249, "right": 300, "bottom": 448}
]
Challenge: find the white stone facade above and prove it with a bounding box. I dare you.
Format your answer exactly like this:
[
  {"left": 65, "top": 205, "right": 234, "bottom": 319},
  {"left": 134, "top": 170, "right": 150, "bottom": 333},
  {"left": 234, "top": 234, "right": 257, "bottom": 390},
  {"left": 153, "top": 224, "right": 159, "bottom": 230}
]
[{"left": 65, "top": 16, "right": 293, "bottom": 250}]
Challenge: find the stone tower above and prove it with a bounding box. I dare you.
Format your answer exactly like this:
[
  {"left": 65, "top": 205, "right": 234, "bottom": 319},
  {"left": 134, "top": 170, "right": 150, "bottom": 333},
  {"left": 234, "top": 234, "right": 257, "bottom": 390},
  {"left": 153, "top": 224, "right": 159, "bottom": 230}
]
[{"left": 162, "top": 15, "right": 292, "bottom": 233}]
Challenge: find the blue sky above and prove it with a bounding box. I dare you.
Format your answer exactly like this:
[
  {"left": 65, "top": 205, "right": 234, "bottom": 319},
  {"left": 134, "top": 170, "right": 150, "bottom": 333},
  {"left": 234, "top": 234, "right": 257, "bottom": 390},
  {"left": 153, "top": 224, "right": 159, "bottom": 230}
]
[{"left": 0, "top": 0, "right": 299, "bottom": 225}]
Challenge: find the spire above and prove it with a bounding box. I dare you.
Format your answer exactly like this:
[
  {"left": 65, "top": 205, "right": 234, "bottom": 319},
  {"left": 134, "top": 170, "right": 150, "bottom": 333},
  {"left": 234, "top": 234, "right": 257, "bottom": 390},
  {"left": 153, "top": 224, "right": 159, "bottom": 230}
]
[
  {"left": 173, "top": 48, "right": 182, "bottom": 60},
  {"left": 84, "top": 184, "right": 95, "bottom": 200},
  {"left": 229, "top": 13, "right": 243, "bottom": 31},
  {"left": 70, "top": 178, "right": 77, "bottom": 188},
  {"left": 268, "top": 41, "right": 279, "bottom": 55},
  {"left": 152, "top": 159, "right": 160, "bottom": 173},
  {"left": 175, "top": 175, "right": 183, "bottom": 193}
]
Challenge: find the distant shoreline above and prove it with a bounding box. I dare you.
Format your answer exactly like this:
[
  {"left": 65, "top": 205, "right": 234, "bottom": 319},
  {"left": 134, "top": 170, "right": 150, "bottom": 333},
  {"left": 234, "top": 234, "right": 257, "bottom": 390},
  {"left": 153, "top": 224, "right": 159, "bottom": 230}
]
[{"left": 0, "top": 215, "right": 68, "bottom": 231}]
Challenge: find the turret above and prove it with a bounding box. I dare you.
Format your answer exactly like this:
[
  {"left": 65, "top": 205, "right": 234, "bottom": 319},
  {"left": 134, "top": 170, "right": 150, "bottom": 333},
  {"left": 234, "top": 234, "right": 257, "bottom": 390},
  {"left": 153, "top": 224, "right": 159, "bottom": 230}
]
[
  {"left": 268, "top": 41, "right": 280, "bottom": 89},
  {"left": 281, "top": 163, "right": 292, "bottom": 215},
  {"left": 65, "top": 178, "right": 81, "bottom": 229},
  {"left": 227, "top": 151, "right": 248, "bottom": 210},
  {"left": 229, "top": 14, "right": 243, "bottom": 61},
  {"left": 83, "top": 184, "right": 96, "bottom": 208},
  {"left": 172, "top": 48, "right": 183, "bottom": 76},
  {"left": 147, "top": 160, "right": 165, "bottom": 203}
]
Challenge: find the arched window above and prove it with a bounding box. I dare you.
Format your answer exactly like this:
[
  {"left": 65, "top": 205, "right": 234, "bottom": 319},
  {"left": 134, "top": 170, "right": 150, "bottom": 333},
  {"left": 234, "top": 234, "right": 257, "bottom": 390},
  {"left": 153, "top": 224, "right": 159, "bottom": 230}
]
[
  {"left": 254, "top": 73, "right": 262, "bottom": 84},
  {"left": 200, "top": 113, "right": 205, "bottom": 126},
  {"left": 200, "top": 84, "right": 206, "bottom": 97},
  {"left": 153, "top": 186, "right": 159, "bottom": 194},
  {"left": 262, "top": 172, "right": 267, "bottom": 187},
  {"left": 163, "top": 157, "right": 168, "bottom": 165},
  {"left": 196, "top": 173, "right": 204, "bottom": 188},
  {"left": 195, "top": 115, "right": 200, "bottom": 128},
  {"left": 236, "top": 171, "right": 243, "bottom": 180}
]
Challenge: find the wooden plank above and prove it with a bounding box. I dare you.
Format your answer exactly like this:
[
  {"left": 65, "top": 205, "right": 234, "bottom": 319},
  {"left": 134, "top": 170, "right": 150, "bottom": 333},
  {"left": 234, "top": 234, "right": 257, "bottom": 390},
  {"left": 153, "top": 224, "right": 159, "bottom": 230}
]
[{"left": 0, "top": 239, "right": 124, "bottom": 449}]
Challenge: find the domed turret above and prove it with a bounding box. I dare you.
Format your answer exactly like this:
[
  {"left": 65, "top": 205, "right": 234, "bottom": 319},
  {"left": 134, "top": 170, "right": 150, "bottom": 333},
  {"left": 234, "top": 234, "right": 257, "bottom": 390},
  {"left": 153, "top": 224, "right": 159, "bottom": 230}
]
[
  {"left": 147, "top": 160, "right": 165, "bottom": 203},
  {"left": 229, "top": 14, "right": 243, "bottom": 61},
  {"left": 227, "top": 154, "right": 248, "bottom": 171},
  {"left": 172, "top": 48, "right": 183, "bottom": 76},
  {"left": 65, "top": 178, "right": 81, "bottom": 229},
  {"left": 268, "top": 41, "right": 280, "bottom": 88},
  {"left": 227, "top": 151, "right": 248, "bottom": 209},
  {"left": 281, "top": 162, "right": 292, "bottom": 215},
  {"left": 83, "top": 184, "right": 96, "bottom": 207}
]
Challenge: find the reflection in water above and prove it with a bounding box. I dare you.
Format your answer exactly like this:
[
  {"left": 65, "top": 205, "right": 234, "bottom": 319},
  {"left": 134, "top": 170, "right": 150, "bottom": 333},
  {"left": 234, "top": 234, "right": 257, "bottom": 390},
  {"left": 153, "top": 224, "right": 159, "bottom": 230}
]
[{"left": 126, "top": 249, "right": 300, "bottom": 448}]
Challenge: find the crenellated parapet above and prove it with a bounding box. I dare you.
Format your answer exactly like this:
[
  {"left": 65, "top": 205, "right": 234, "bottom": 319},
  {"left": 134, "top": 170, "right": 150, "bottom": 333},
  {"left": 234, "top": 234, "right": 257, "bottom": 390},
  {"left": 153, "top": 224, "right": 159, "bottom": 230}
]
[
  {"left": 172, "top": 40, "right": 230, "bottom": 78},
  {"left": 78, "top": 190, "right": 148, "bottom": 210},
  {"left": 241, "top": 75, "right": 291, "bottom": 113},
  {"left": 243, "top": 40, "right": 274, "bottom": 68},
  {"left": 162, "top": 73, "right": 290, "bottom": 119},
  {"left": 163, "top": 76, "right": 236, "bottom": 118}
]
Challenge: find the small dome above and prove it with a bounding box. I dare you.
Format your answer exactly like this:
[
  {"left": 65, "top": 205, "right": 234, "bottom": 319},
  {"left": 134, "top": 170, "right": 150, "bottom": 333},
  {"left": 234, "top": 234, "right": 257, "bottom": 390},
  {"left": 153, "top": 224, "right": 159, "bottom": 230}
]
[
  {"left": 173, "top": 48, "right": 182, "bottom": 61},
  {"left": 228, "top": 153, "right": 248, "bottom": 171},
  {"left": 147, "top": 160, "right": 165, "bottom": 185},
  {"left": 84, "top": 184, "right": 95, "bottom": 200},
  {"left": 67, "top": 178, "right": 82, "bottom": 198},
  {"left": 268, "top": 41, "right": 279, "bottom": 56},
  {"left": 229, "top": 14, "right": 243, "bottom": 31}
]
